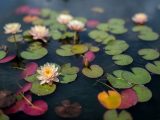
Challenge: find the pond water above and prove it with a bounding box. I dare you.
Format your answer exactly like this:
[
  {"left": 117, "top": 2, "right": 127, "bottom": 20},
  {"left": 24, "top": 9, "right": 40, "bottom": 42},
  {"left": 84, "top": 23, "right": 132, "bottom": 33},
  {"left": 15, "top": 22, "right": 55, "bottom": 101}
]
[{"left": 1, "top": 0, "right": 160, "bottom": 120}]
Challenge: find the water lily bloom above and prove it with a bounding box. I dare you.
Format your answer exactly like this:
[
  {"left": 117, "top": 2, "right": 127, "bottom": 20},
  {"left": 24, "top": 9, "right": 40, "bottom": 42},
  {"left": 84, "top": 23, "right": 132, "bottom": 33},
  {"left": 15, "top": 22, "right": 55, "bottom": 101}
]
[
  {"left": 57, "top": 14, "right": 73, "bottom": 24},
  {"left": 84, "top": 51, "right": 95, "bottom": 62},
  {"left": 67, "top": 20, "right": 85, "bottom": 32},
  {"left": 37, "top": 63, "right": 60, "bottom": 85},
  {"left": 4, "top": 23, "right": 22, "bottom": 34},
  {"left": 132, "top": 13, "right": 148, "bottom": 24},
  {"left": 29, "top": 25, "right": 49, "bottom": 42}
]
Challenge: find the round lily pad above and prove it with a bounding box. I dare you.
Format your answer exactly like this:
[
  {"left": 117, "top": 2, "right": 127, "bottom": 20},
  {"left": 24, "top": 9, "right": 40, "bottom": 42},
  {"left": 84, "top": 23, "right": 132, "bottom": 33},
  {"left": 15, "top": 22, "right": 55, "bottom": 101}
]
[
  {"left": 20, "top": 47, "right": 48, "bottom": 60},
  {"left": 108, "top": 18, "right": 125, "bottom": 26},
  {"left": 60, "top": 74, "right": 77, "bottom": 84},
  {"left": 56, "top": 45, "right": 74, "bottom": 56},
  {"left": 0, "top": 112, "right": 9, "bottom": 120},
  {"left": 122, "top": 67, "right": 151, "bottom": 84},
  {"left": 132, "top": 26, "right": 152, "bottom": 32},
  {"left": 109, "top": 27, "right": 128, "bottom": 34},
  {"left": 107, "top": 70, "right": 133, "bottom": 89},
  {"left": 112, "top": 54, "right": 133, "bottom": 66},
  {"left": 71, "top": 44, "right": 88, "bottom": 54},
  {"left": 0, "top": 50, "right": 6, "bottom": 60},
  {"left": 82, "top": 65, "right": 103, "bottom": 78},
  {"left": 133, "top": 85, "right": 152, "bottom": 102},
  {"left": 138, "top": 48, "right": 159, "bottom": 60},
  {"left": 50, "top": 30, "right": 62, "bottom": 40},
  {"left": 7, "top": 34, "right": 23, "bottom": 43},
  {"left": 104, "top": 40, "right": 129, "bottom": 55},
  {"left": 138, "top": 32, "right": 159, "bottom": 41},
  {"left": 31, "top": 81, "right": 56, "bottom": 96},
  {"left": 96, "top": 23, "right": 109, "bottom": 31},
  {"left": 60, "top": 63, "right": 79, "bottom": 75},
  {"left": 24, "top": 74, "right": 38, "bottom": 83},
  {"left": 145, "top": 61, "right": 160, "bottom": 75}
]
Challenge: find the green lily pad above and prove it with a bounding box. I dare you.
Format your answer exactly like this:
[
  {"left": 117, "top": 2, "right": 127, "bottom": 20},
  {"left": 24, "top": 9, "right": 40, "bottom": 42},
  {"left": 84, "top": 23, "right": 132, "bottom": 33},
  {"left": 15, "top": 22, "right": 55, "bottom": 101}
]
[
  {"left": 31, "top": 81, "right": 56, "bottom": 96},
  {"left": 28, "top": 42, "right": 43, "bottom": 51},
  {"left": 71, "top": 44, "right": 88, "bottom": 54},
  {"left": 24, "top": 74, "right": 38, "bottom": 83},
  {"left": 75, "top": 17, "right": 87, "bottom": 23},
  {"left": 133, "top": 85, "right": 152, "bottom": 102},
  {"left": 132, "top": 26, "right": 152, "bottom": 32},
  {"left": 103, "top": 110, "right": 133, "bottom": 120},
  {"left": 40, "top": 8, "right": 52, "bottom": 17},
  {"left": 107, "top": 70, "right": 133, "bottom": 89},
  {"left": 109, "top": 27, "right": 128, "bottom": 34},
  {"left": 97, "top": 23, "right": 109, "bottom": 31},
  {"left": 145, "top": 61, "right": 160, "bottom": 75},
  {"left": 112, "top": 54, "right": 133, "bottom": 66},
  {"left": 122, "top": 67, "right": 151, "bottom": 84},
  {"left": 104, "top": 40, "right": 129, "bottom": 55},
  {"left": 0, "top": 50, "right": 6, "bottom": 60},
  {"left": 82, "top": 65, "right": 104, "bottom": 78},
  {"left": 108, "top": 18, "right": 125, "bottom": 26},
  {"left": 50, "top": 30, "right": 62, "bottom": 40},
  {"left": 60, "top": 74, "right": 77, "bottom": 84},
  {"left": 138, "top": 32, "right": 159, "bottom": 41},
  {"left": 7, "top": 34, "right": 23, "bottom": 43},
  {"left": 0, "top": 112, "right": 9, "bottom": 120},
  {"left": 60, "top": 63, "right": 79, "bottom": 75},
  {"left": 20, "top": 47, "right": 48, "bottom": 60},
  {"left": 56, "top": 45, "right": 74, "bottom": 56},
  {"left": 138, "top": 48, "right": 159, "bottom": 60}
]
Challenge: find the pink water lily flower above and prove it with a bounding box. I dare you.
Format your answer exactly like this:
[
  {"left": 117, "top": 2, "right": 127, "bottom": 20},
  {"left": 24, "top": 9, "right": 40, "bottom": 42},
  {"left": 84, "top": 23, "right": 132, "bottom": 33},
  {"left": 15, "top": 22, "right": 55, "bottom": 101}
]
[
  {"left": 132, "top": 13, "right": 148, "bottom": 24},
  {"left": 68, "top": 20, "right": 85, "bottom": 32},
  {"left": 57, "top": 14, "right": 73, "bottom": 24}
]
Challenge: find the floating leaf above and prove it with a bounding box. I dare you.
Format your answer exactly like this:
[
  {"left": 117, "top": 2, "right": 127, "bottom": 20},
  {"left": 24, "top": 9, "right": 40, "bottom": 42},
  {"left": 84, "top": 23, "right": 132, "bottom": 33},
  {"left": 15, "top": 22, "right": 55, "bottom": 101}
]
[
  {"left": 118, "top": 110, "right": 133, "bottom": 120},
  {"left": 31, "top": 81, "right": 56, "bottom": 96},
  {"left": 138, "top": 48, "right": 159, "bottom": 60},
  {"left": 133, "top": 85, "right": 152, "bottom": 102},
  {"left": 104, "top": 40, "right": 129, "bottom": 55},
  {"left": 145, "top": 61, "right": 160, "bottom": 75},
  {"left": 122, "top": 67, "right": 151, "bottom": 84},
  {"left": 60, "top": 63, "right": 79, "bottom": 75},
  {"left": 132, "top": 26, "right": 152, "bottom": 32},
  {"left": 119, "top": 89, "right": 138, "bottom": 109},
  {"left": 71, "top": 44, "right": 88, "bottom": 54},
  {"left": 98, "top": 90, "right": 121, "bottom": 109},
  {"left": 97, "top": 23, "right": 109, "bottom": 31},
  {"left": 108, "top": 18, "right": 125, "bottom": 26},
  {"left": 0, "top": 55, "right": 16, "bottom": 63},
  {"left": 7, "top": 34, "right": 23, "bottom": 43},
  {"left": 20, "top": 47, "right": 48, "bottom": 60},
  {"left": 107, "top": 70, "right": 133, "bottom": 89},
  {"left": 0, "top": 50, "right": 6, "bottom": 60},
  {"left": 0, "top": 111, "right": 9, "bottom": 120},
  {"left": 138, "top": 32, "right": 159, "bottom": 41},
  {"left": 60, "top": 74, "right": 77, "bottom": 84},
  {"left": 109, "top": 27, "right": 128, "bottom": 34},
  {"left": 56, "top": 45, "right": 74, "bottom": 56},
  {"left": 50, "top": 30, "right": 62, "bottom": 40},
  {"left": 24, "top": 74, "right": 38, "bottom": 82},
  {"left": 40, "top": 8, "right": 52, "bottom": 17},
  {"left": 82, "top": 65, "right": 103, "bottom": 78},
  {"left": 112, "top": 54, "right": 133, "bottom": 66},
  {"left": 23, "top": 100, "right": 48, "bottom": 116}
]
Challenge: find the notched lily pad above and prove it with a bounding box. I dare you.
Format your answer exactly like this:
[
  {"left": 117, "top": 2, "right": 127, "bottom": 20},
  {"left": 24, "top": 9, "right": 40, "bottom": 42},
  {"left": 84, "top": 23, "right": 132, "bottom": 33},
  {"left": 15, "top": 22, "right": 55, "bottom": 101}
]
[
  {"left": 82, "top": 65, "right": 104, "bottom": 78},
  {"left": 145, "top": 61, "right": 160, "bottom": 75},
  {"left": 56, "top": 45, "right": 74, "bottom": 56},
  {"left": 71, "top": 44, "right": 88, "bottom": 54}
]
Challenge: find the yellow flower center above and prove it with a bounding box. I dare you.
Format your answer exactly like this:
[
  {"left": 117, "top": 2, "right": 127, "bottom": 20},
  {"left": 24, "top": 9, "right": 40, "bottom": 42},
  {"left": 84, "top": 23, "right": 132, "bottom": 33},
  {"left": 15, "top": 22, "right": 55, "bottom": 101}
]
[{"left": 44, "top": 68, "right": 53, "bottom": 77}]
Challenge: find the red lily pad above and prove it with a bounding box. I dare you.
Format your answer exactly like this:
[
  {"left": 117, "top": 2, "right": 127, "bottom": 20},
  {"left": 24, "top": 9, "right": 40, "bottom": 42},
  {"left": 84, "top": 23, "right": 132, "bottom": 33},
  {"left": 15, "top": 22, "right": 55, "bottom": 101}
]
[
  {"left": 119, "top": 89, "right": 138, "bottom": 109},
  {"left": 23, "top": 100, "right": 48, "bottom": 116},
  {"left": 5, "top": 95, "right": 32, "bottom": 114},
  {"left": 0, "top": 55, "right": 16, "bottom": 63},
  {"left": 87, "top": 19, "right": 99, "bottom": 28},
  {"left": 21, "top": 62, "right": 38, "bottom": 78},
  {"left": 17, "top": 83, "right": 32, "bottom": 94}
]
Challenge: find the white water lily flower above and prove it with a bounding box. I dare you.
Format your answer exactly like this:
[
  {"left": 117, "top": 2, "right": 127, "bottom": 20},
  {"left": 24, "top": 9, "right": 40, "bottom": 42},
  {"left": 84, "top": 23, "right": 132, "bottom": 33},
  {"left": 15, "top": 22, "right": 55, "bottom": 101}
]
[
  {"left": 57, "top": 14, "right": 73, "bottom": 24},
  {"left": 29, "top": 25, "right": 49, "bottom": 42},
  {"left": 37, "top": 63, "right": 60, "bottom": 85},
  {"left": 68, "top": 20, "right": 85, "bottom": 31},
  {"left": 132, "top": 13, "right": 148, "bottom": 24},
  {"left": 4, "top": 23, "right": 22, "bottom": 34}
]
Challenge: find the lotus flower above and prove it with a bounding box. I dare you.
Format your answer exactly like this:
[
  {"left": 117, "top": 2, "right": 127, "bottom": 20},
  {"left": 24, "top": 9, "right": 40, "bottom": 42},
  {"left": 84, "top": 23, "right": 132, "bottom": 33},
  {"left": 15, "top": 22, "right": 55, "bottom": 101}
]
[
  {"left": 57, "top": 14, "right": 73, "bottom": 24},
  {"left": 37, "top": 63, "right": 60, "bottom": 85},
  {"left": 132, "top": 13, "right": 148, "bottom": 24},
  {"left": 29, "top": 25, "right": 49, "bottom": 42},
  {"left": 4, "top": 23, "right": 22, "bottom": 34},
  {"left": 68, "top": 20, "right": 85, "bottom": 32}
]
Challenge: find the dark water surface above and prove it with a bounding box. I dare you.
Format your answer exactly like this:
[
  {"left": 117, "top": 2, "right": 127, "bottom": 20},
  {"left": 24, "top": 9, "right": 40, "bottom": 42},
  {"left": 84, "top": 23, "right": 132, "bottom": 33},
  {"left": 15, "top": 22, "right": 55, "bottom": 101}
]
[{"left": 1, "top": 0, "right": 160, "bottom": 120}]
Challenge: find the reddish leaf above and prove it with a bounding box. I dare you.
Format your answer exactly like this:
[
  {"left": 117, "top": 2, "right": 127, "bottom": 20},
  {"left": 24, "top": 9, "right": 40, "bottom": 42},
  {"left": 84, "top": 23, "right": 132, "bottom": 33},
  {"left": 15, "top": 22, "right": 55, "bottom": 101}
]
[
  {"left": 5, "top": 95, "right": 32, "bottom": 114},
  {"left": 16, "top": 5, "right": 30, "bottom": 14},
  {"left": 17, "top": 83, "right": 32, "bottom": 94},
  {"left": 23, "top": 100, "right": 48, "bottom": 116},
  {"left": 0, "top": 55, "right": 16, "bottom": 63},
  {"left": 28, "top": 8, "right": 40, "bottom": 15},
  {"left": 21, "top": 62, "right": 38, "bottom": 78},
  {"left": 86, "top": 20, "right": 99, "bottom": 28},
  {"left": 119, "top": 89, "right": 138, "bottom": 109}
]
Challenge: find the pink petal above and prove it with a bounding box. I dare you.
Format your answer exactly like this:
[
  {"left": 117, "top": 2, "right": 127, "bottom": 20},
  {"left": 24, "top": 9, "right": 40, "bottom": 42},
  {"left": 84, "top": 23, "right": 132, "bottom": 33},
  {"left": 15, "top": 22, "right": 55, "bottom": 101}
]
[
  {"left": 84, "top": 51, "right": 95, "bottom": 62},
  {"left": 0, "top": 55, "right": 16, "bottom": 63},
  {"left": 86, "top": 20, "right": 99, "bottom": 28},
  {"left": 118, "top": 89, "right": 138, "bottom": 109},
  {"left": 21, "top": 62, "right": 38, "bottom": 78},
  {"left": 23, "top": 100, "right": 48, "bottom": 116}
]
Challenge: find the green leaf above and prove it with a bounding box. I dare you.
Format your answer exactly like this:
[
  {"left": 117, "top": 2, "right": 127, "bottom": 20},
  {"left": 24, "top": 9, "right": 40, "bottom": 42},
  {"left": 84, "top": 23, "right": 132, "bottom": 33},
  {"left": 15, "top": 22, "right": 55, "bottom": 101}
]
[
  {"left": 60, "top": 74, "right": 77, "bottom": 84},
  {"left": 104, "top": 40, "right": 129, "bottom": 55},
  {"left": 107, "top": 70, "right": 133, "bottom": 89},
  {"left": 145, "top": 61, "right": 160, "bottom": 75},
  {"left": 0, "top": 112, "right": 9, "bottom": 120},
  {"left": 138, "top": 48, "right": 159, "bottom": 60},
  {"left": 138, "top": 32, "right": 159, "bottom": 41},
  {"left": 122, "top": 67, "right": 151, "bottom": 84},
  {"left": 7, "top": 34, "right": 23, "bottom": 43},
  {"left": 50, "top": 30, "right": 62, "bottom": 40},
  {"left": 82, "top": 65, "right": 104, "bottom": 78},
  {"left": 108, "top": 18, "right": 125, "bottom": 26},
  {"left": 117, "top": 110, "right": 133, "bottom": 120},
  {"left": 24, "top": 74, "right": 38, "bottom": 83},
  {"left": 103, "top": 110, "right": 118, "bottom": 120},
  {"left": 56, "top": 45, "right": 74, "bottom": 56},
  {"left": 133, "top": 85, "right": 152, "bottom": 102},
  {"left": 60, "top": 63, "right": 79, "bottom": 75},
  {"left": 20, "top": 47, "right": 48, "bottom": 60},
  {"left": 31, "top": 81, "right": 56, "bottom": 96},
  {"left": 71, "top": 44, "right": 88, "bottom": 54},
  {"left": 75, "top": 17, "right": 87, "bottom": 23},
  {"left": 132, "top": 26, "right": 152, "bottom": 32},
  {"left": 112, "top": 54, "right": 133, "bottom": 66},
  {"left": 109, "top": 27, "right": 128, "bottom": 34},
  {"left": 0, "top": 50, "right": 6, "bottom": 60},
  {"left": 40, "top": 8, "right": 52, "bottom": 17},
  {"left": 97, "top": 23, "right": 109, "bottom": 31}
]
